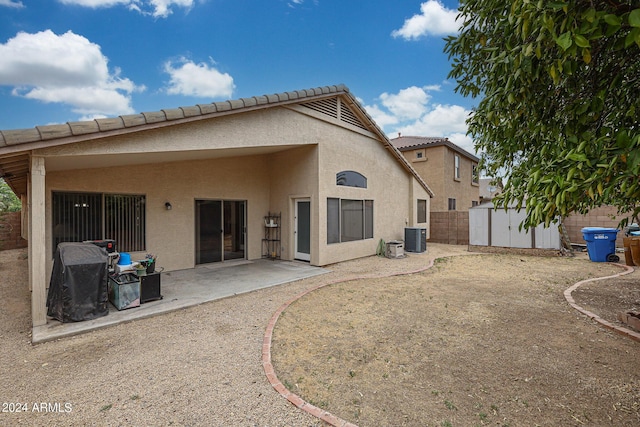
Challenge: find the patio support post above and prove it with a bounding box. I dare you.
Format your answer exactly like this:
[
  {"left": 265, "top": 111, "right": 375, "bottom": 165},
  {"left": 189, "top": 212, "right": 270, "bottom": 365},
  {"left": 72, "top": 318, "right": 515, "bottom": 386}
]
[{"left": 29, "top": 155, "right": 47, "bottom": 327}]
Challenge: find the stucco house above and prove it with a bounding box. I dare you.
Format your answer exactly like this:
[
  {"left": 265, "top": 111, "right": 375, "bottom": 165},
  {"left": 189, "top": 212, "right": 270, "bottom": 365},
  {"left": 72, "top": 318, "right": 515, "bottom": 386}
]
[
  {"left": 391, "top": 135, "right": 479, "bottom": 244},
  {"left": 478, "top": 178, "right": 503, "bottom": 204},
  {"left": 0, "top": 84, "right": 433, "bottom": 329}
]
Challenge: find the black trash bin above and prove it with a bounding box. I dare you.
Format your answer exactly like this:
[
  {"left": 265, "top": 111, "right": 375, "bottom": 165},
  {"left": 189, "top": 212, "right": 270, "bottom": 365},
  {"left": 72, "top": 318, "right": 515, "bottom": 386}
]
[{"left": 47, "top": 242, "right": 109, "bottom": 322}]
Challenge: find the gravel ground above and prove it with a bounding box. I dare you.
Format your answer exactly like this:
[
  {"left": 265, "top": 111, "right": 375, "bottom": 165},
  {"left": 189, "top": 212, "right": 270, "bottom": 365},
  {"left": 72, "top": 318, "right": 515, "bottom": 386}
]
[
  {"left": 3, "top": 244, "right": 634, "bottom": 427},
  {"left": 271, "top": 253, "right": 639, "bottom": 426},
  {"left": 0, "top": 245, "right": 470, "bottom": 427}
]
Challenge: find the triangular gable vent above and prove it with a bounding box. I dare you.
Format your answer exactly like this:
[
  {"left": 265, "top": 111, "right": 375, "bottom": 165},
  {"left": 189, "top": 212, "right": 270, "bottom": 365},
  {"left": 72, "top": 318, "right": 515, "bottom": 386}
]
[
  {"left": 301, "top": 98, "right": 369, "bottom": 131},
  {"left": 302, "top": 97, "right": 338, "bottom": 118},
  {"left": 339, "top": 102, "right": 368, "bottom": 131}
]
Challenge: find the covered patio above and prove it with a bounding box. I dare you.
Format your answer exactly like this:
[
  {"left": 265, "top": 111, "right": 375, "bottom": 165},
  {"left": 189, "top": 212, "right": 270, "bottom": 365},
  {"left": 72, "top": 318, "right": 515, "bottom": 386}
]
[{"left": 33, "top": 259, "right": 329, "bottom": 343}]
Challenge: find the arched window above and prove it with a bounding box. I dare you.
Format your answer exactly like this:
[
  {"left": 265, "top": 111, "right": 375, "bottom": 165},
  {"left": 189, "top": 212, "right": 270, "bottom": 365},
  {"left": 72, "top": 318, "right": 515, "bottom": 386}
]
[{"left": 336, "top": 171, "right": 367, "bottom": 188}]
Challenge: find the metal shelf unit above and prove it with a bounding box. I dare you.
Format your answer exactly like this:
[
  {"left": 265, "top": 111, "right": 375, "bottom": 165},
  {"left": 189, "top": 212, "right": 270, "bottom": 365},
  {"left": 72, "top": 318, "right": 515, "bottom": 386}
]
[{"left": 262, "top": 212, "right": 281, "bottom": 260}]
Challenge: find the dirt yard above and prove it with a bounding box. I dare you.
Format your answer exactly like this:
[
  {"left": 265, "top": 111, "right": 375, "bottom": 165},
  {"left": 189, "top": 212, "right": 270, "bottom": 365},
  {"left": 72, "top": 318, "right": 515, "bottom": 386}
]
[
  {"left": 271, "top": 253, "right": 640, "bottom": 427},
  {"left": 1, "top": 246, "right": 639, "bottom": 426}
]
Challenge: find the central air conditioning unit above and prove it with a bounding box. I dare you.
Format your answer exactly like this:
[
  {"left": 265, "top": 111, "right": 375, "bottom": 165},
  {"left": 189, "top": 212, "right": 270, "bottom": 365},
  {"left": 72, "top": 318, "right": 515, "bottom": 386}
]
[{"left": 405, "top": 227, "right": 427, "bottom": 253}]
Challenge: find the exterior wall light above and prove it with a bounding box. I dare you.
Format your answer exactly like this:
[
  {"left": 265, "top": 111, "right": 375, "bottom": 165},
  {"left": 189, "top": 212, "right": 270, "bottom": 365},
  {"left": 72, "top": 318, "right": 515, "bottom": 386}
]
[{"left": 165, "top": 202, "right": 172, "bottom": 210}]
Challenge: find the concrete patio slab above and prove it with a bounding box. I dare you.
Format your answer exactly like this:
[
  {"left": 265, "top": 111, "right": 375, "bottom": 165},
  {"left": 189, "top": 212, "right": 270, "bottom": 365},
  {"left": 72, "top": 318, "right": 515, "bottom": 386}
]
[{"left": 32, "top": 259, "right": 329, "bottom": 344}]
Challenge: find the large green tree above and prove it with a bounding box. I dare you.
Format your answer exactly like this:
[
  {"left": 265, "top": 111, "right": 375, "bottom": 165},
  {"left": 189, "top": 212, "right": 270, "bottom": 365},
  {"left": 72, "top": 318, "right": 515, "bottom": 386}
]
[
  {"left": 0, "top": 179, "right": 20, "bottom": 212},
  {"left": 445, "top": 0, "right": 640, "bottom": 229}
]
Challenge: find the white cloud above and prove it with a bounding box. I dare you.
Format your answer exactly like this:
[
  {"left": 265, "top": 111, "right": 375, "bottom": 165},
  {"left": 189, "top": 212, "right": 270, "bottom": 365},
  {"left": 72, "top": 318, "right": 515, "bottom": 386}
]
[
  {"left": 0, "top": 30, "right": 143, "bottom": 118},
  {"left": 59, "top": 0, "right": 194, "bottom": 18},
  {"left": 446, "top": 132, "right": 475, "bottom": 155},
  {"left": 148, "top": 0, "right": 193, "bottom": 18},
  {"left": 399, "top": 104, "right": 469, "bottom": 135},
  {"left": 59, "top": 0, "right": 135, "bottom": 7},
  {"left": 21, "top": 86, "right": 135, "bottom": 117},
  {"left": 164, "top": 58, "right": 235, "bottom": 98},
  {"left": 363, "top": 103, "right": 398, "bottom": 128},
  {"left": 392, "top": 0, "right": 460, "bottom": 39},
  {"left": 364, "top": 85, "right": 475, "bottom": 154},
  {"left": 379, "top": 86, "right": 432, "bottom": 121},
  {"left": 0, "top": 0, "right": 25, "bottom": 8},
  {"left": 288, "top": 0, "right": 319, "bottom": 9}
]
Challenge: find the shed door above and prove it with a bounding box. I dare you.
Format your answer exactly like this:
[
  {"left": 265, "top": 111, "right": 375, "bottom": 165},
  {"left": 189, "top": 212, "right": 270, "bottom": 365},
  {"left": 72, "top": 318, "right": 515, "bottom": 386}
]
[
  {"left": 469, "top": 208, "right": 489, "bottom": 246},
  {"left": 509, "top": 209, "right": 531, "bottom": 248},
  {"left": 491, "top": 209, "right": 511, "bottom": 247},
  {"left": 490, "top": 209, "right": 532, "bottom": 248}
]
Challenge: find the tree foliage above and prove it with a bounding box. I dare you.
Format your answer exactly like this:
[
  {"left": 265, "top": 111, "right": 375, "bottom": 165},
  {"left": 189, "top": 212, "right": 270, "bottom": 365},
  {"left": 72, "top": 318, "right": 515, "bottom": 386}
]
[
  {"left": 445, "top": 0, "right": 640, "bottom": 229},
  {"left": 0, "top": 179, "right": 21, "bottom": 212}
]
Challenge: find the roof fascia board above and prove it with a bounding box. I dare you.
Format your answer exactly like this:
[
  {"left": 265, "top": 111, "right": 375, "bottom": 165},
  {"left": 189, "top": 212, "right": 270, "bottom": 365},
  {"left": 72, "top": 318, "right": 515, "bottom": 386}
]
[{"left": 439, "top": 140, "right": 479, "bottom": 162}]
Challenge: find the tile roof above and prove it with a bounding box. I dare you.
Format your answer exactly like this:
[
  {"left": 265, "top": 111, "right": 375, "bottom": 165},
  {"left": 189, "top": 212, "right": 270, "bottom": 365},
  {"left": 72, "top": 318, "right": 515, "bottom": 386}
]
[
  {"left": 0, "top": 85, "right": 348, "bottom": 149},
  {"left": 0, "top": 84, "right": 434, "bottom": 198},
  {"left": 390, "top": 135, "right": 479, "bottom": 162},
  {"left": 390, "top": 135, "right": 448, "bottom": 149}
]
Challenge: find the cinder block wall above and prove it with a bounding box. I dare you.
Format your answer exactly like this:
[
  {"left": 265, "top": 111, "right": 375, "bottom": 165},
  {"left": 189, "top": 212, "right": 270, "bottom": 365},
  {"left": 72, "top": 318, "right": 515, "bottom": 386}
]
[
  {"left": 0, "top": 211, "right": 27, "bottom": 251},
  {"left": 429, "top": 211, "right": 469, "bottom": 245},
  {"left": 564, "top": 206, "right": 629, "bottom": 247}
]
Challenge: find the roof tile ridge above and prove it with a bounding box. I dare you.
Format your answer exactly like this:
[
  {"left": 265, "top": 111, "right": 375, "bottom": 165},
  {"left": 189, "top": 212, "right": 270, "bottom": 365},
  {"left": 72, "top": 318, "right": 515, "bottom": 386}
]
[
  {"left": 95, "top": 116, "right": 125, "bottom": 131},
  {"left": 141, "top": 110, "right": 168, "bottom": 124}
]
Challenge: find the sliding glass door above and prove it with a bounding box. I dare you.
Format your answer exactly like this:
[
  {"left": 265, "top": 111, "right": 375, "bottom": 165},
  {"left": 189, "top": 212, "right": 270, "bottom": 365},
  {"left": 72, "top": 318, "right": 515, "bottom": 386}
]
[{"left": 195, "top": 200, "right": 245, "bottom": 264}]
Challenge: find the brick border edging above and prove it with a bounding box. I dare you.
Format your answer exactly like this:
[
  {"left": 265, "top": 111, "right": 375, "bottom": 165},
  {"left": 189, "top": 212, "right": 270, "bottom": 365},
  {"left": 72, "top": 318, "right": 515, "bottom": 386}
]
[
  {"left": 262, "top": 258, "right": 436, "bottom": 427},
  {"left": 564, "top": 263, "right": 640, "bottom": 343}
]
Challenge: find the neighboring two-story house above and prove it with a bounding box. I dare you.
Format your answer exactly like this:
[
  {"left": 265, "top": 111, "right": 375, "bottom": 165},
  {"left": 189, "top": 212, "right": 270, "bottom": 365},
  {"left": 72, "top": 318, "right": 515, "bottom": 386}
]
[
  {"left": 478, "top": 177, "right": 503, "bottom": 204},
  {"left": 391, "top": 135, "right": 479, "bottom": 244}
]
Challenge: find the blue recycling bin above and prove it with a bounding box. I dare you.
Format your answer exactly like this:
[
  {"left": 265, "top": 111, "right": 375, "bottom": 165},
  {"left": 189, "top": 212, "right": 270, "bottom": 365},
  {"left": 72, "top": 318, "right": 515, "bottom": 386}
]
[{"left": 581, "top": 227, "right": 618, "bottom": 262}]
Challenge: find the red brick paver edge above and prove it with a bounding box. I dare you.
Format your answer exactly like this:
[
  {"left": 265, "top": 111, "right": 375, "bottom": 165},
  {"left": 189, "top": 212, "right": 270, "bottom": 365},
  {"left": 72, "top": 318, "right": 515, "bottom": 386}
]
[
  {"left": 564, "top": 263, "right": 640, "bottom": 343},
  {"left": 262, "top": 258, "right": 436, "bottom": 427}
]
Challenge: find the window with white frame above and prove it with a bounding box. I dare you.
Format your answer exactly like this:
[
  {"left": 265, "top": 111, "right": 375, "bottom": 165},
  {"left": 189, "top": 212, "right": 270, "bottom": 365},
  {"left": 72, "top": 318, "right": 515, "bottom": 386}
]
[
  {"left": 327, "top": 198, "right": 373, "bottom": 244},
  {"left": 472, "top": 163, "right": 479, "bottom": 184},
  {"left": 454, "top": 154, "right": 460, "bottom": 180},
  {"left": 52, "top": 192, "right": 146, "bottom": 254}
]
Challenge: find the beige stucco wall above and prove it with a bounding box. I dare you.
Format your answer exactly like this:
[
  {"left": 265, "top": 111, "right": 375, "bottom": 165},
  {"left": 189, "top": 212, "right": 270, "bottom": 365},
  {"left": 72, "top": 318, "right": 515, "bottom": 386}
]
[
  {"left": 315, "top": 121, "right": 430, "bottom": 265},
  {"left": 38, "top": 108, "right": 318, "bottom": 159},
  {"left": 37, "top": 104, "right": 431, "bottom": 272},
  {"left": 268, "top": 145, "right": 319, "bottom": 263},
  {"left": 404, "top": 145, "right": 478, "bottom": 212},
  {"left": 39, "top": 107, "right": 318, "bottom": 273},
  {"left": 266, "top": 113, "right": 430, "bottom": 266},
  {"left": 45, "top": 154, "right": 272, "bottom": 273}
]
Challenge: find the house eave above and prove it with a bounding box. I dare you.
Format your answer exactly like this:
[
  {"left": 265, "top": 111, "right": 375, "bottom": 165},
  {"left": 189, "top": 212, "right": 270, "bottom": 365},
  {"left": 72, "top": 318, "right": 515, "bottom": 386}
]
[{"left": 0, "top": 84, "right": 435, "bottom": 198}]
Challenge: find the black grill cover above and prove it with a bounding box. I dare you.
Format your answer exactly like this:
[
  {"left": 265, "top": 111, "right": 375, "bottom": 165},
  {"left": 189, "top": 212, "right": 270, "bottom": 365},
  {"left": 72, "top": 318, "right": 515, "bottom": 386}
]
[{"left": 47, "top": 242, "right": 109, "bottom": 322}]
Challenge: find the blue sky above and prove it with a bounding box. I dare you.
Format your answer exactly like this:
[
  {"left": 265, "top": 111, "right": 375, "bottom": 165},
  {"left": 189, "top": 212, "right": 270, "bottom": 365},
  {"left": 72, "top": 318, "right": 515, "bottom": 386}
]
[{"left": 0, "top": 0, "right": 476, "bottom": 153}]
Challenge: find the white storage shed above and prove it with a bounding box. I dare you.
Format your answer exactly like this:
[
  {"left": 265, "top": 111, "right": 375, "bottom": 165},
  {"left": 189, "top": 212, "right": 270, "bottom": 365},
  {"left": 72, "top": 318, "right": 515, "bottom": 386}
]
[{"left": 469, "top": 203, "right": 561, "bottom": 249}]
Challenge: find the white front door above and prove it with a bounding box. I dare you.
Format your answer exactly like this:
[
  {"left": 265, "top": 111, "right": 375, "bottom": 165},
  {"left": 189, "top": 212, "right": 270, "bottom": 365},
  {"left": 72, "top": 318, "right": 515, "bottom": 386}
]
[{"left": 295, "top": 199, "right": 311, "bottom": 261}]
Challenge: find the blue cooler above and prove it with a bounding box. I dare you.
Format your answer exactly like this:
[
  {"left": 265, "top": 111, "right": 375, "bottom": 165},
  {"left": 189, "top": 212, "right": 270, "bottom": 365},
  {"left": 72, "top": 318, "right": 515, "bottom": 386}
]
[{"left": 581, "top": 227, "right": 618, "bottom": 262}]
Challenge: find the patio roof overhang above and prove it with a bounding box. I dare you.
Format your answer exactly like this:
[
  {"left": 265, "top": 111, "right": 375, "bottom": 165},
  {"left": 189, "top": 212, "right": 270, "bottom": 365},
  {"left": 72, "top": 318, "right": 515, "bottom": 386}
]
[{"left": 42, "top": 143, "right": 310, "bottom": 172}]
